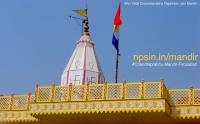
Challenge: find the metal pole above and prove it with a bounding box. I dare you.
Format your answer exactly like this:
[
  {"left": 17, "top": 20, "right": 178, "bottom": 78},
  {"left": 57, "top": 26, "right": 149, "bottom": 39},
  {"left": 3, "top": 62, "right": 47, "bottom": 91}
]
[{"left": 115, "top": 54, "right": 120, "bottom": 83}]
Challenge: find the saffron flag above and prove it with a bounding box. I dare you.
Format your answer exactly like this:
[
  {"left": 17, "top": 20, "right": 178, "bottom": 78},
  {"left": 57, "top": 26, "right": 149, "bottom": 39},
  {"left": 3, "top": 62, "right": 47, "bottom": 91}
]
[
  {"left": 112, "top": 3, "right": 122, "bottom": 54},
  {"left": 73, "top": 9, "right": 87, "bottom": 17}
]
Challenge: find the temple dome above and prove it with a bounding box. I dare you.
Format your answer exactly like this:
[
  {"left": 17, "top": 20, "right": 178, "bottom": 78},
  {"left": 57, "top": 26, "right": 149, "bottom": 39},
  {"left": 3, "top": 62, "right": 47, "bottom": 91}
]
[{"left": 61, "top": 35, "right": 105, "bottom": 85}]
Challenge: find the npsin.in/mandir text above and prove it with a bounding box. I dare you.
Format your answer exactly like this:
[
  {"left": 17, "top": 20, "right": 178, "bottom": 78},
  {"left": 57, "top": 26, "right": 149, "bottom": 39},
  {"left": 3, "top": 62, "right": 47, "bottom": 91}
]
[{"left": 133, "top": 53, "right": 198, "bottom": 62}]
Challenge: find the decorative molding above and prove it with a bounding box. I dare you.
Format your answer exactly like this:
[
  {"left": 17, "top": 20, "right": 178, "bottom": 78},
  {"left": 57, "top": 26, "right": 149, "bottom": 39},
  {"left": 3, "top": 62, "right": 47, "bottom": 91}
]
[
  {"left": 171, "top": 106, "right": 200, "bottom": 119},
  {"left": 1, "top": 99, "right": 200, "bottom": 122},
  {"left": 30, "top": 100, "right": 166, "bottom": 115},
  {"left": 0, "top": 111, "right": 39, "bottom": 122}
]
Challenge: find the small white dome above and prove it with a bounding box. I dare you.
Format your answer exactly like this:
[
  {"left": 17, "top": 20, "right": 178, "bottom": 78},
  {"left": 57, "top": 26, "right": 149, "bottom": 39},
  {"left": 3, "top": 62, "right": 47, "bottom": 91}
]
[{"left": 61, "top": 35, "right": 104, "bottom": 86}]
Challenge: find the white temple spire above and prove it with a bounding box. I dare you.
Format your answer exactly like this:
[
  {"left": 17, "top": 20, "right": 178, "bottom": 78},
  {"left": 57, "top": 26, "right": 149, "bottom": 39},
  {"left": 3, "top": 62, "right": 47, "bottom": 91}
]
[
  {"left": 61, "top": 35, "right": 105, "bottom": 85},
  {"left": 61, "top": 6, "right": 104, "bottom": 85}
]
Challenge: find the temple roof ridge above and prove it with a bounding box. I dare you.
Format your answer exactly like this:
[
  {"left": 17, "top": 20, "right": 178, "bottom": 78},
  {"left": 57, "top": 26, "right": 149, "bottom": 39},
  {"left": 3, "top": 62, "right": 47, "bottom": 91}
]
[{"left": 77, "top": 35, "right": 94, "bottom": 44}]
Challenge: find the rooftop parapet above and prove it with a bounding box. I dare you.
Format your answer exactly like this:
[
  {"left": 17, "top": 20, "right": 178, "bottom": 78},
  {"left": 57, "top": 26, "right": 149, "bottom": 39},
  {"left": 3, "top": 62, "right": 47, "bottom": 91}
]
[
  {"left": 0, "top": 79, "right": 200, "bottom": 122},
  {"left": 0, "top": 79, "right": 199, "bottom": 111}
]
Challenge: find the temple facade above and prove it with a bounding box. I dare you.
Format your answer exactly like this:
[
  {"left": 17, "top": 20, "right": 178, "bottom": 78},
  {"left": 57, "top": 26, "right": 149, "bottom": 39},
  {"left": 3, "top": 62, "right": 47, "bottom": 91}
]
[{"left": 0, "top": 7, "right": 200, "bottom": 124}]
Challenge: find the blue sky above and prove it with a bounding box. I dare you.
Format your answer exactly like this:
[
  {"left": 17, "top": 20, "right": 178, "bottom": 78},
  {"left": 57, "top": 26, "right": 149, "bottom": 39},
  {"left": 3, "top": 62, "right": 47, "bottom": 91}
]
[{"left": 0, "top": 0, "right": 199, "bottom": 95}]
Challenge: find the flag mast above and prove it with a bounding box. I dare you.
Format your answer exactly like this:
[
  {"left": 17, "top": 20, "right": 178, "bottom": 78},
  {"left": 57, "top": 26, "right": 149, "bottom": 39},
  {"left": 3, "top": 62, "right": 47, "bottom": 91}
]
[
  {"left": 112, "top": 3, "right": 122, "bottom": 83},
  {"left": 115, "top": 53, "right": 120, "bottom": 83}
]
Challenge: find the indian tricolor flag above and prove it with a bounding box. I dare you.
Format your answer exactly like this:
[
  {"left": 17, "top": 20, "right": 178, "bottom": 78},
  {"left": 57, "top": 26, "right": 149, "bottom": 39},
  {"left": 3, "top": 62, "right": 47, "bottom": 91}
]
[{"left": 112, "top": 3, "right": 122, "bottom": 54}]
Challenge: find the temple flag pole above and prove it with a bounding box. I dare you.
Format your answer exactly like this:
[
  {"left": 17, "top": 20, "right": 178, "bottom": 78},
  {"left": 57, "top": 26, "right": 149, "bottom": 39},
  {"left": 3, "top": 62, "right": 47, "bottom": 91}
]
[
  {"left": 112, "top": 3, "right": 122, "bottom": 83},
  {"left": 115, "top": 53, "right": 120, "bottom": 83}
]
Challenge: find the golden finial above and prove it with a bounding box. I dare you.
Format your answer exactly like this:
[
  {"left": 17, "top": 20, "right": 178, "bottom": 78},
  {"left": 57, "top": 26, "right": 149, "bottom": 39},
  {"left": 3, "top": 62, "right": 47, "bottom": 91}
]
[
  {"left": 83, "top": 5, "right": 90, "bottom": 36},
  {"left": 72, "top": 5, "right": 90, "bottom": 36},
  {"left": 86, "top": 4, "right": 88, "bottom": 16}
]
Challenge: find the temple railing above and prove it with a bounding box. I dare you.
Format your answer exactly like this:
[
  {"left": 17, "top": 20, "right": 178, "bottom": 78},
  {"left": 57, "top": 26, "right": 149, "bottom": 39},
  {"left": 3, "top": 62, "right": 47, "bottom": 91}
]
[
  {"left": 163, "top": 84, "right": 170, "bottom": 102},
  {"left": 0, "top": 79, "right": 199, "bottom": 111},
  {"left": 193, "top": 88, "right": 200, "bottom": 105},
  {"left": 89, "top": 84, "right": 104, "bottom": 100},
  {"left": 144, "top": 82, "right": 161, "bottom": 98},
  {"left": 169, "top": 89, "right": 190, "bottom": 105},
  {"left": 0, "top": 93, "right": 31, "bottom": 111},
  {"left": 0, "top": 96, "right": 10, "bottom": 110},
  {"left": 54, "top": 86, "right": 69, "bottom": 101},
  {"left": 34, "top": 80, "right": 167, "bottom": 102},
  {"left": 169, "top": 86, "right": 200, "bottom": 106},
  {"left": 125, "top": 82, "right": 141, "bottom": 99}
]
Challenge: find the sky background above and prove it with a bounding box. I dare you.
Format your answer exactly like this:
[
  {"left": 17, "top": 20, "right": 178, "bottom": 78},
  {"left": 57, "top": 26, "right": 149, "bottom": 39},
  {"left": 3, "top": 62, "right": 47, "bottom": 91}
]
[{"left": 0, "top": 0, "right": 199, "bottom": 95}]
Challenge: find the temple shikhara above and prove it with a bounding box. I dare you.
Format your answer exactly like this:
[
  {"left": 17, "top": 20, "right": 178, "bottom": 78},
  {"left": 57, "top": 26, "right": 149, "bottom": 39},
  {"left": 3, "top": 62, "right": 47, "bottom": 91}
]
[
  {"left": 61, "top": 25, "right": 104, "bottom": 86},
  {"left": 0, "top": 6, "right": 200, "bottom": 124}
]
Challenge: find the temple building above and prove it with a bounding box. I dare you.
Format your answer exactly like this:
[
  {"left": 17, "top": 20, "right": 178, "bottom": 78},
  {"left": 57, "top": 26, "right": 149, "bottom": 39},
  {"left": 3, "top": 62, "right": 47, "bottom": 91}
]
[
  {"left": 61, "top": 7, "right": 104, "bottom": 86},
  {"left": 0, "top": 6, "right": 200, "bottom": 124},
  {"left": 61, "top": 26, "right": 104, "bottom": 86}
]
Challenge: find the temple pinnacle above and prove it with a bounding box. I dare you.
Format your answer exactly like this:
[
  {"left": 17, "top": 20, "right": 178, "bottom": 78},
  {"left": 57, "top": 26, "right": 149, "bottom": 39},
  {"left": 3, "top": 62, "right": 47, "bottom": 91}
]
[{"left": 73, "top": 5, "right": 90, "bottom": 36}]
